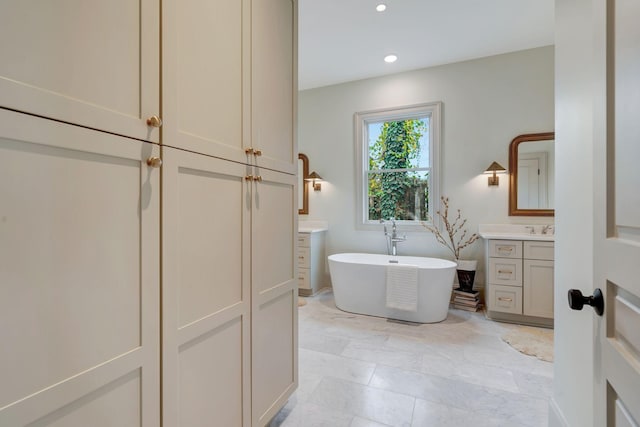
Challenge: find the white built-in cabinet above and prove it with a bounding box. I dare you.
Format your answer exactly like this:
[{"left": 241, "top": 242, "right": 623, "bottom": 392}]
[
  {"left": 486, "top": 239, "right": 554, "bottom": 327},
  {"left": 297, "top": 231, "right": 328, "bottom": 296},
  {"left": 0, "top": 0, "right": 297, "bottom": 425}
]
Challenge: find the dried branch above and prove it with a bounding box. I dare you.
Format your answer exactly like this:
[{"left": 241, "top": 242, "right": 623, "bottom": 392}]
[{"left": 422, "top": 196, "right": 479, "bottom": 260}]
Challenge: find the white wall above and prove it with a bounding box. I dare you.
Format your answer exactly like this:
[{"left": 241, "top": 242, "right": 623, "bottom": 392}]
[
  {"left": 549, "top": 0, "right": 595, "bottom": 425},
  {"left": 298, "top": 46, "right": 555, "bottom": 286}
]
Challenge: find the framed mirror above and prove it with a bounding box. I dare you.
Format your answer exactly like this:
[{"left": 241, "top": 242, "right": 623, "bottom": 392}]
[
  {"left": 509, "top": 132, "right": 555, "bottom": 216},
  {"left": 298, "top": 153, "right": 309, "bottom": 215}
]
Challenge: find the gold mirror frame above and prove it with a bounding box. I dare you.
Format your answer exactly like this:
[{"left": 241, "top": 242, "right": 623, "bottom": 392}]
[
  {"left": 298, "top": 153, "right": 309, "bottom": 215},
  {"left": 509, "top": 132, "right": 555, "bottom": 217}
]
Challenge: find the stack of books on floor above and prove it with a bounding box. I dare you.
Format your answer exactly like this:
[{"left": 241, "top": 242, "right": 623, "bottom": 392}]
[{"left": 452, "top": 288, "right": 481, "bottom": 312}]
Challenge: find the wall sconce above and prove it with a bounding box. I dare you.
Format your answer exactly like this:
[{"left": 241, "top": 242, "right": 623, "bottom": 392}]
[
  {"left": 484, "top": 161, "right": 506, "bottom": 186},
  {"left": 305, "top": 171, "right": 323, "bottom": 191}
]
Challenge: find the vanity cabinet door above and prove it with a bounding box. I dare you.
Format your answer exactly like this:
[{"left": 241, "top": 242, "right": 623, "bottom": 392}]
[
  {"left": 523, "top": 259, "right": 554, "bottom": 318},
  {"left": 0, "top": 0, "right": 160, "bottom": 142}
]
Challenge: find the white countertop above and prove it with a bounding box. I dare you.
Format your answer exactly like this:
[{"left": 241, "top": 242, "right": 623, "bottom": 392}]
[
  {"left": 298, "top": 220, "right": 328, "bottom": 233},
  {"left": 478, "top": 224, "right": 555, "bottom": 242}
]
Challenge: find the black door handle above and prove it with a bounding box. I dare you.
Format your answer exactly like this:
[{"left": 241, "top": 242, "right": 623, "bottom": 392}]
[{"left": 568, "top": 288, "right": 604, "bottom": 316}]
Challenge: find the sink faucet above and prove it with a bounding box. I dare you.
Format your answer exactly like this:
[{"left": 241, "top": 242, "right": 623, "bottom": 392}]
[
  {"left": 525, "top": 226, "right": 535, "bottom": 234},
  {"left": 381, "top": 218, "right": 406, "bottom": 255},
  {"left": 541, "top": 225, "right": 553, "bottom": 235}
]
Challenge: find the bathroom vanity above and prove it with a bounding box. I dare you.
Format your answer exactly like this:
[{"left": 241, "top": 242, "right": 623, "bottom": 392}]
[
  {"left": 298, "top": 221, "right": 329, "bottom": 296},
  {"left": 479, "top": 225, "right": 554, "bottom": 328}
]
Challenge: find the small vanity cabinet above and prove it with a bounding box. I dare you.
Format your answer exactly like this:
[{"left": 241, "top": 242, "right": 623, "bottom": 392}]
[
  {"left": 297, "top": 224, "right": 328, "bottom": 296},
  {"left": 484, "top": 236, "right": 554, "bottom": 327}
]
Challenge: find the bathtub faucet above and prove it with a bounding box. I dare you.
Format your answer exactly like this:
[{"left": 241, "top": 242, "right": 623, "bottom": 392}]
[{"left": 380, "top": 218, "right": 406, "bottom": 256}]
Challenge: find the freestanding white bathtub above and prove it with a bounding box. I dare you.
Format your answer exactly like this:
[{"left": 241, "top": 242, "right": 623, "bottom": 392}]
[{"left": 328, "top": 253, "right": 457, "bottom": 323}]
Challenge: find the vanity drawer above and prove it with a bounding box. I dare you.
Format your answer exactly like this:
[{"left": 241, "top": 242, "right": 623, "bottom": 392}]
[
  {"left": 488, "top": 285, "right": 523, "bottom": 315},
  {"left": 297, "top": 233, "right": 310, "bottom": 248},
  {"left": 524, "top": 241, "right": 554, "bottom": 260},
  {"left": 297, "top": 268, "right": 310, "bottom": 289},
  {"left": 489, "top": 240, "right": 523, "bottom": 259},
  {"left": 489, "top": 258, "right": 522, "bottom": 286},
  {"left": 297, "top": 246, "right": 310, "bottom": 267}
]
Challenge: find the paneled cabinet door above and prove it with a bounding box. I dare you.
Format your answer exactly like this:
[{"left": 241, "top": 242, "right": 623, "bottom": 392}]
[
  {"left": 161, "top": 146, "right": 252, "bottom": 427},
  {"left": 0, "top": 109, "right": 160, "bottom": 426},
  {"left": 251, "top": 168, "right": 298, "bottom": 426},
  {"left": 162, "top": 0, "right": 251, "bottom": 163},
  {"left": 523, "top": 260, "right": 554, "bottom": 318},
  {"left": 251, "top": 0, "right": 297, "bottom": 174},
  {"left": 0, "top": 0, "right": 160, "bottom": 143}
]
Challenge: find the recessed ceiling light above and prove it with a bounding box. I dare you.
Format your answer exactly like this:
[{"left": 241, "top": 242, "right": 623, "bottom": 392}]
[
  {"left": 384, "top": 54, "right": 398, "bottom": 63},
  {"left": 376, "top": 4, "right": 387, "bottom": 12}
]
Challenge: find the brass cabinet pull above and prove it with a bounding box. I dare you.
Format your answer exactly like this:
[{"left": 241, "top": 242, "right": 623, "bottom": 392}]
[
  {"left": 498, "top": 297, "right": 513, "bottom": 302},
  {"left": 244, "top": 175, "right": 254, "bottom": 181},
  {"left": 245, "top": 147, "right": 254, "bottom": 155},
  {"left": 146, "top": 115, "right": 163, "bottom": 128},
  {"left": 253, "top": 149, "right": 262, "bottom": 157},
  {"left": 146, "top": 157, "right": 162, "bottom": 168},
  {"left": 498, "top": 270, "right": 512, "bottom": 274},
  {"left": 253, "top": 175, "right": 263, "bottom": 182},
  {"left": 497, "top": 246, "right": 513, "bottom": 252}
]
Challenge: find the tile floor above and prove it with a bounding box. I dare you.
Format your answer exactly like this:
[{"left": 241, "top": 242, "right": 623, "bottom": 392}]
[{"left": 269, "top": 291, "right": 553, "bottom": 427}]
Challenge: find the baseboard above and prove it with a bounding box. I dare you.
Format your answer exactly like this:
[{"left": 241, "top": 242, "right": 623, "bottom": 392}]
[{"left": 548, "top": 398, "right": 569, "bottom": 427}]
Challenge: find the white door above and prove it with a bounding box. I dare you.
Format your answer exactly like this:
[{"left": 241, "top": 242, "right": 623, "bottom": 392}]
[
  {"left": 0, "top": 0, "right": 160, "bottom": 143},
  {"left": 585, "top": 0, "right": 640, "bottom": 424},
  {"left": 161, "top": 146, "right": 252, "bottom": 427},
  {"left": 0, "top": 109, "right": 160, "bottom": 426}
]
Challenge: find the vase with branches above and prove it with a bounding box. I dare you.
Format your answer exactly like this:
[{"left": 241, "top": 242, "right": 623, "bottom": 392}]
[{"left": 423, "top": 196, "right": 479, "bottom": 290}]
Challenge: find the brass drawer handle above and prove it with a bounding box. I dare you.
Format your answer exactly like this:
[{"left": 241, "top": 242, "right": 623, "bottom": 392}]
[
  {"left": 497, "top": 246, "right": 513, "bottom": 252},
  {"left": 498, "top": 297, "right": 513, "bottom": 302},
  {"left": 498, "top": 270, "right": 512, "bottom": 274}
]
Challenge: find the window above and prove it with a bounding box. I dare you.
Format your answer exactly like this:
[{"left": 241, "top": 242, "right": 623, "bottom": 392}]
[{"left": 355, "top": 102, "right": 441, "bottom": 229}]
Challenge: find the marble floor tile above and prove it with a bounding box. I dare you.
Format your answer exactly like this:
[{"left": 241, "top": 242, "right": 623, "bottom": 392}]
[
  {"left": 299, "top": 347, "right": 376, "bottom": 385},
  {"left": 271, "top": 291, "right": 553, "bottom": 427},
  {"left": 411, "top": 399, "right": 526, "bottom": 427},
  {"left": 308, "top": 377, "right": 415, "bottom": 427}
]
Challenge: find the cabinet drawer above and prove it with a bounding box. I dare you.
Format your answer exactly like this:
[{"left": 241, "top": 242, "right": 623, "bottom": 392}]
[
  {"left": 488, "top": 285, "right": 523, "bottom": 314},
  {"left": 297, "top": 233, "right": 310, "bottom": 248},
  {"left": 297, "top": 246, "right": 310, "bottom": 267},
  {"left": 297, "top": 268, "right": 310, "bottom": 289},
  {"left": 489, "top": 240, "right": 523, "bottom": 258},
  {"left": 489, "top": 258, "right": 522, "bottom": 286},
  {"left": 524, "top": 241, "right": 554, "bottom": 261}
]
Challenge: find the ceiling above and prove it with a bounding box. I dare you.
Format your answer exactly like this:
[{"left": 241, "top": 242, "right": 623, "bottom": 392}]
[{"left": 298, "top": 0, "right": 555, "bottom": 90}]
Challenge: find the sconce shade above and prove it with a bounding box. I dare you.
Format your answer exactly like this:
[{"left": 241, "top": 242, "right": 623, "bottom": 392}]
[
  {"left": 484, "top": 161, "right": 506, "bottom": 186},
  {"left": 304, "top": 171, "right": 323, "bottom": 181},
  {"left": 484, "top": 161, "right": 506, "bottom": 173},
  {"left": 305, "top": 171, "right": 323, "bottom": 191}
]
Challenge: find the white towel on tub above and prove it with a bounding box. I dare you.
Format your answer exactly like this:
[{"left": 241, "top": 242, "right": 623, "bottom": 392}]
[{"left": 386, "top": 264, "right": 418, "bottom": 312}]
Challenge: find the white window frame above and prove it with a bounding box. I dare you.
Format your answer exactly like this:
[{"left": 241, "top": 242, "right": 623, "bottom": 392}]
[{"left": 354, "top": 101, "right": 441, "bottom": 231}]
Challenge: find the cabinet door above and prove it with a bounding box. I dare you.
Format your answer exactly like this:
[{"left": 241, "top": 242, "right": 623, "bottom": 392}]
[
  {"left": 523, "top": 260, "right": 554, "bottom": 318},
  {"left": 251, "top": 168, "right": 297, "bottom": 426},
  {"left": 161, "top": 147, "right": 252, "bottom": 427},
  {"left": 0, "top": 0, "right": 160, "bottom": 143},
  {"left": 162, "top": 0, "right": 250, "bottom": 163},
  {"left": 0, "top": 109, "right": 160, "bottom": 426},
  {"left": 252, "top": 0, "right": 297, "bottom": 174}
]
